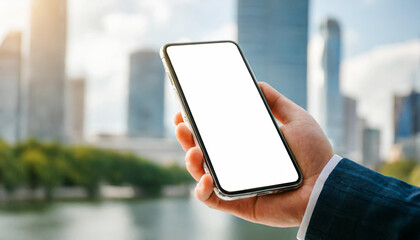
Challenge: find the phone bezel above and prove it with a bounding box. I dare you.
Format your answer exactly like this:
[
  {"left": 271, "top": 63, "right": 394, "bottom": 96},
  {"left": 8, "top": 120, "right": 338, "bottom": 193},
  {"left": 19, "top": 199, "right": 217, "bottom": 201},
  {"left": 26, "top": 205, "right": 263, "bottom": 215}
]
[{"left": 161, "top": 40, "right": 302, "bottom": 197}]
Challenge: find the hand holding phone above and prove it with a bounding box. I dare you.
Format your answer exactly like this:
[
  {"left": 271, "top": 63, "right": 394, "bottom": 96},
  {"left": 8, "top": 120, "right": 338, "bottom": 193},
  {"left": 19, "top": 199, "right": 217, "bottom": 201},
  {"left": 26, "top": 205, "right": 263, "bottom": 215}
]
[
  {"left": 164, "top": 41, "right": 334, "bottom": 226},
  {"left": 161, "top": 41, "right": 302, "bottom": 199},
  {"left": 175, "top": 81, "right": 334, "bottom": 227}
]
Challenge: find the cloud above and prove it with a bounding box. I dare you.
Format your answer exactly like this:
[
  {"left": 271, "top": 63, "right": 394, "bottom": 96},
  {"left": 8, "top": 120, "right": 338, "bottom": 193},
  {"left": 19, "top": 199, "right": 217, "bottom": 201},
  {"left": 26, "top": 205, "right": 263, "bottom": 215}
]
[
  {"left": 343, "top": 28, "right": 360, "bottom": 53},
  {"left": 0, "top": 0, "right": 28, "bottom": 41},
  {"left": 307, "top": 33, "right": 325, "bottom": 121},
  {"left": 86, "top": 72, "right": 127, "bottom": 134},
  {"left": 137, "top": 0, "right": 171, "bottom": 25},
  {"left": 103, "top": 12, "right": 149, "bottom": 40},
  {"left": 199, "top": 22, "right": 237, "bottom": 41},
  {"left": 341, "top": 39, "right": 420, "bottom": 158},
  {"left": 68, "top": 30, "right": 129, "bottom": 135}
]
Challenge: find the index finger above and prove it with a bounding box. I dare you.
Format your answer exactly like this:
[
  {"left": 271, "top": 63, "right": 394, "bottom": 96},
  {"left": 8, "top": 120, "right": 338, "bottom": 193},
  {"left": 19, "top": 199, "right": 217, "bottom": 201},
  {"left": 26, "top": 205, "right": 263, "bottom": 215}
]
[{"left": 174, "top": 112, "right": 184, "bottom": 125}]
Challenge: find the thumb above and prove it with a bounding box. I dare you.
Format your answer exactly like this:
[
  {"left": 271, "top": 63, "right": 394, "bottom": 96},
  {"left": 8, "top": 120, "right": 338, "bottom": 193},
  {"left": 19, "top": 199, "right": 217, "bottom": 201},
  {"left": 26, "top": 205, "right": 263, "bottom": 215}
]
[{"left": 258, "top": 82, "right": 306, "bottom": 124}]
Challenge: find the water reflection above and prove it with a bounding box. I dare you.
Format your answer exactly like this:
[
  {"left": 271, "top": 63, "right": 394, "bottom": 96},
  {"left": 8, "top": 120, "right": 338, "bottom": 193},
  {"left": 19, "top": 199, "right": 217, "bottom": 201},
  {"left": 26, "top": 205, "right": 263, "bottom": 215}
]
[{"left": 0, "top": 197, "right": 298, "bottom": 240}]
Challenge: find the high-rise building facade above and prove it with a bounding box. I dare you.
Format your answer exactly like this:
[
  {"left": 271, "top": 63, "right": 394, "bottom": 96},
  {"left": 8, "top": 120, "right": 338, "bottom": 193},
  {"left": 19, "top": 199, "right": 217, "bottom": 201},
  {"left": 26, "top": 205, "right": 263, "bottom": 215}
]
[
  {"left": 127, "top": 50, "right": 165, "bottom": 138},
  {"left": 355, "top": 117, "right": 367, "bottom": 164},
  {"left": 344, "top": 96, "right": 358, "bottom": 155},
  {"left": 393, "top": 90, "right": 420, "bottom": 159},
  {"left": 394, "top": 91, "right": 420, "bottom": 141},
  {"left": 363, "top": 128, "right": 381, "bottom": 167},
  {"left": 237, "top": 0, "right": 309, "bottom": 109},
  {"left": 320, "top": 18, "right": 344, "bottom": 151},
  {"left": 0, "top": 31, "right": 22, "bottom": 143},
  {"left": 67, "top": 78, "right": 85, "bottom": 143},
  {"left": 27, "top": 0, "right": 67, "bottom": 141}
]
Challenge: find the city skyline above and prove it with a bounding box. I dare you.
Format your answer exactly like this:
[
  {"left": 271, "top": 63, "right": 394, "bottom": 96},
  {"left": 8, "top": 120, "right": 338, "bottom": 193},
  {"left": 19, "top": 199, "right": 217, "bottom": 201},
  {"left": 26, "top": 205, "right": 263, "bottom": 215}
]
[{"left": 0, "top": 0, "right": 419, "bottom": 160}]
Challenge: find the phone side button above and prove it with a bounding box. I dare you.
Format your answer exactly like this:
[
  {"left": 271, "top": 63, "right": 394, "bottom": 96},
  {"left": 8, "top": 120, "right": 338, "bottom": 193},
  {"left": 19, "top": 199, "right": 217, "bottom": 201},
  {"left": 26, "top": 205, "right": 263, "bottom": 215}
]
[{"left": 203, "top": 162, "right": 209, "bottom": 174}]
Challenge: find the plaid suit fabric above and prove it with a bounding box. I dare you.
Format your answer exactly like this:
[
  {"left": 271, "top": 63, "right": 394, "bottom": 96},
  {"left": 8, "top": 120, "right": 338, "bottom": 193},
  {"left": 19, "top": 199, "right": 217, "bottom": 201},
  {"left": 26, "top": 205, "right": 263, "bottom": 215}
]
[{"left": 306, "top": 159, "right": 420, "bottom": 240}]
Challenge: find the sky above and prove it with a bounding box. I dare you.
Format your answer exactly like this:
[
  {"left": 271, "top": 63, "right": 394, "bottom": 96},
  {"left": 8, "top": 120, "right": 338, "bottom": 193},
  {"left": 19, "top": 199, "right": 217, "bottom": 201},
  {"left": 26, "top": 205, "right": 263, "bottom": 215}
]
[
  {"left": 0, "top": 0, "right": 419, "bottom": 158},
  {"left": 307, "top": 0, "right": 420, "bottom": 157},
  {"left": 310, "top": 0, "right": 420, "bottom": 59}
]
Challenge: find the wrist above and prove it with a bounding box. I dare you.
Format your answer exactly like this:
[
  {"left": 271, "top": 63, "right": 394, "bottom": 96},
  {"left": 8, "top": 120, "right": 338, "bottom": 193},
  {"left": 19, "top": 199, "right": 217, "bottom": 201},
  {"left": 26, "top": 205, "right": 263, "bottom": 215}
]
[
  {"left": 297, "top": 174, "right": 319, "bottom": 224},
  {"left": 296, "top": 154, "right": 342, "bottom": 239}
]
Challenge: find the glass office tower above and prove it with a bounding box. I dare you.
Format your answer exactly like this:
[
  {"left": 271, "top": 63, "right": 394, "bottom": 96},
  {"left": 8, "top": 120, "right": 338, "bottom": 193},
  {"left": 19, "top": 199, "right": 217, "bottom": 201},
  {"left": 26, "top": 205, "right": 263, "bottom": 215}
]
[
  {"left": 238, "top": 0, "right": 309, "bottom": 109},
  {"left": 320, "top": 18, "right": 344, "bottom": 151},
  {"left": 127, "top": 50, "right": 165, "bottom": 138},
  {"left": 0, "top": 31, "right": 21, "bottom": 143},
  {"left": 27, "top": 0, "right": 67, "bottom": 141}
]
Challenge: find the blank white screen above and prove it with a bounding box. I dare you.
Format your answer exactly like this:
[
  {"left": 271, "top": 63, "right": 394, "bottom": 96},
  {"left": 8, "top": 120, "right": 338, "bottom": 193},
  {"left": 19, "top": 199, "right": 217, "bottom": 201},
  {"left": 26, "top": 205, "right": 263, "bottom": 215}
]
[{"left": 167, "top": 42, "right": 298, "bottom": 192}]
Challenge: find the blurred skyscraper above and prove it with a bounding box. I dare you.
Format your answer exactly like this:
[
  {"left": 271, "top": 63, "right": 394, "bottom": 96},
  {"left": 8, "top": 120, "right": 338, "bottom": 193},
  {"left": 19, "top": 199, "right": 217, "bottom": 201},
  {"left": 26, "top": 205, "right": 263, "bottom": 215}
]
[
  {"left": 26, "top": 0, "right": 67, "bottom": 141},
  {"left": 363, "top": 128, "right": 381, "bottom": 167},
  {"left": 67, "top": 78, "right": 85, "bottom": 143},
  {"left": 393, "top": 90, "right": 420, "bottom": 159},
  {"left": 127, "top": 50, "right": 165, "bottom": 138},
  {"left": 343, "top": 96, "right": 360, "bottom": 158},
  {"left": 355, "top": 117, "right": 367, "bottom": 164},
  {"left": 319, "top": 18, "right": 344, "bottom": 152},
  {"left": 0, "top": 31, "right": 21, "bottom": 143},
  {"left": 237, "top": 0, "right": 308, "bottom": 109},
  {"left": 394, "top": 91, "right": 420, "bottom": 141}
]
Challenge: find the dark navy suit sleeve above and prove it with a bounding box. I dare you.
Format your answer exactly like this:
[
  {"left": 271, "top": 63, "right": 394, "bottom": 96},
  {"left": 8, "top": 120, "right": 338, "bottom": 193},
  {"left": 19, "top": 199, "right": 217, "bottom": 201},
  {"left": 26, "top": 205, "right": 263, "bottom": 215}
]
[{"left": 305, "top": 158, "right": 420, "bottom": 240}]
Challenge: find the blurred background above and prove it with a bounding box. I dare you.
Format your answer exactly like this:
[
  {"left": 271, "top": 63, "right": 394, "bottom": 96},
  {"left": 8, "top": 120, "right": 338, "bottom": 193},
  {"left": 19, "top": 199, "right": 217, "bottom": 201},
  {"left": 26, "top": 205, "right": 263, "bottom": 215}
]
[{"left": 0, "top": 0, "right": 419, "bottom": 239}]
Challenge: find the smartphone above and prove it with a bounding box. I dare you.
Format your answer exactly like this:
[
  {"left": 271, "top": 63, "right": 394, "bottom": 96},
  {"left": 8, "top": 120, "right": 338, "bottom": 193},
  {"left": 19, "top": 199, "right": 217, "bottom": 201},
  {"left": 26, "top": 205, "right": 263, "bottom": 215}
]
[{"left": 160, "top": 41, "right": 302, "bottom": 200}]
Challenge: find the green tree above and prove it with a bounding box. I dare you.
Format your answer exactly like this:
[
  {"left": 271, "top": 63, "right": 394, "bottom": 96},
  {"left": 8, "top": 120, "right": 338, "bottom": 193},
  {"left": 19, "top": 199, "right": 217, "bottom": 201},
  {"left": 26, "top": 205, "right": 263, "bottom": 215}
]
[
  {"left": 40, "top": 142, "right": 68, "bottom": 199},
  {"left": 164, "top": 164, "right": 193, "bottom": 185},
  {"left": 121, "top": 155, "right": 171, "bottom": 195},
  {"left": 409, "top": 165, "right": 420, "bottom": 187},
  {"left": 19, "top": 148, "right": 48, "bottom": 193},
  {"left": 15, "top": 140, "right": 67, "bottom": 200},
  {"left": 66, "top": 146, "right": 104, "bottom": 198},
  {"left": 379, "top": 160, "right": 417, "bottom": 182},
  {"left": 1, "top": 139, "right": 192, "bottom": 200},
  {"left": 0, "top": 141, "right": 25, "bottom": 194},
  {"left": 101, "top": 150, "right": 127, "bottom": 186}
]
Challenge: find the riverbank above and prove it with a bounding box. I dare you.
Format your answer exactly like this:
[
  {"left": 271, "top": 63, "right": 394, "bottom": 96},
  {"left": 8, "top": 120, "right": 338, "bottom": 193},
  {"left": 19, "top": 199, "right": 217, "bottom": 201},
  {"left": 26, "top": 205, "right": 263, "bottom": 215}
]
[{"left": 0, "top": 184, "right": 193, "bottom": 202}]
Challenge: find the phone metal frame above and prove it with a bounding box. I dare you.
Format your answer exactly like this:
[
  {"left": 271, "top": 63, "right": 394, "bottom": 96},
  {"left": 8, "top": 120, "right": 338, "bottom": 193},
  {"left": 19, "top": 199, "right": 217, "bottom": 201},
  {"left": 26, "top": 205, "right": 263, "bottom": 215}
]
[{"left": 160, "top": 40, "right": 302, "bottom": 200}]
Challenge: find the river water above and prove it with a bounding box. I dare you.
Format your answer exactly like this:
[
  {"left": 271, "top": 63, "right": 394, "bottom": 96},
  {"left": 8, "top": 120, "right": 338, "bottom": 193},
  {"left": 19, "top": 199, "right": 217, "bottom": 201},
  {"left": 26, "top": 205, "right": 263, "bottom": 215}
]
[{"left": 0, "top": 197, "right": 298, "bottom": 240}]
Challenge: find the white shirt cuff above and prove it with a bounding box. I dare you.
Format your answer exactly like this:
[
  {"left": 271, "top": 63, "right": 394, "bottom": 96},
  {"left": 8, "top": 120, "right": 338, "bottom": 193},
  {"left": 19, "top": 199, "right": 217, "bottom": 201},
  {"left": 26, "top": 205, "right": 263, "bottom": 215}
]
[{"left": 296, "top": 154, "right": 342, "bottom": 240}]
